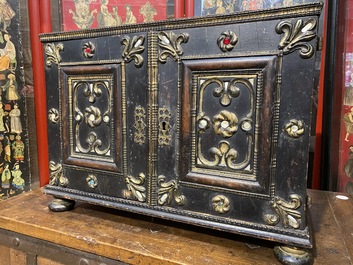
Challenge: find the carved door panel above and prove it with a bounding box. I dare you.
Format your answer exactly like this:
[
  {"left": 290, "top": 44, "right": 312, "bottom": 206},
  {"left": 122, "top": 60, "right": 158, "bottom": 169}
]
[
  {"left": 46, "top": 34, "right": 150, "bottom": 202},
  {"left": 154, "top": 14, "right": 319, "bottom": 246}
]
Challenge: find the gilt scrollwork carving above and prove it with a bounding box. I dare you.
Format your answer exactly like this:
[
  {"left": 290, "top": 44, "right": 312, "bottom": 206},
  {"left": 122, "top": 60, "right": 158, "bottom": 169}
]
[
  {"left": 133, "top": 106, "right": 147, "bottom": 145},
  {"left": 284, "top": 119, "right": 305, "bottom": 138},
  {"left": 158, "top": 107, "right": 172, "bottom": 146},
  {"left": 75, "top": 131, "right": 110, "bottom": 155},
  {"left": 121, "top": 35, "right": 145, "bottom": 67},
  {"left": 276, "top": 18, "right": 317, "bottom": 59},
  {"left": 264, "top": 194, "right": 302, "bottom": 229},
  {"left": 45, "top": 43, "right": 63, "bottom": 67},
  {"left": 72, "top": 79, "right": 111, "bottom": 157},
  {"left": 158, "top": 31, "right": 189, "bottom": 63},
  {"left": 82, "top": 81, "right": 103, "bottom": 103},
  {"left": 48, "top": 108, "right": 59, "bottom": 124},
  {"left": 217, "top": 31, "right": 238, "bottom": 52},
  {"left": 157, "top": 175, "right": 186, "bottom": 206},
  {"left": 213, "top": 79, "right": 240, "bottom": 106},
  {"left": 212, "top": 195, "right": 231, "bottom": 214},
  {"left": 49, "top": 161, "right": 68, "bottom": 187},
  {"left": 125, "top": 173, "right": 146, "bottom": 202}
]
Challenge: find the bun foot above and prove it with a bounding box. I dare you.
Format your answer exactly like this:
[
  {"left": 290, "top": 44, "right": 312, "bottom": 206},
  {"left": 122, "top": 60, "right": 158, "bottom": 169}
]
[
  {"left": 48, "top": 198, "right": 75, "bottom": 212},
  {"left": 274, "top": 246, "right": 313, "bottom": 265}
]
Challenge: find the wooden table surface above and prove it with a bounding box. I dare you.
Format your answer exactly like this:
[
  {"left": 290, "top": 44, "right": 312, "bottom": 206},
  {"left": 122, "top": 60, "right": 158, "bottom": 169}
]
[{"left": 0, "top": 189, "right": 352, "bottom": 265}]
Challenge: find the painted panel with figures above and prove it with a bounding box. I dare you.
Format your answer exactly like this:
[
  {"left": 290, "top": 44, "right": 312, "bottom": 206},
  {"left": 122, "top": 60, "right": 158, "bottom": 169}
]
[
  {"left": 0, "top": 0, "right": 30, "bottom": 200},
  {"left": 195, "top": 0, "right": 316, "bottom": 16},
  {"left": 61, "top": 0, "right": 168, "bottom": 31}
]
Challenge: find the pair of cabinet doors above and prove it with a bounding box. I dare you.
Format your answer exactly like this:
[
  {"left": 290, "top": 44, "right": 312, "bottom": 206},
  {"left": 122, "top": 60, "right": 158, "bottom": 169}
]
[{"left": 41, "top": 3, "right": 322, "bottom": 248}]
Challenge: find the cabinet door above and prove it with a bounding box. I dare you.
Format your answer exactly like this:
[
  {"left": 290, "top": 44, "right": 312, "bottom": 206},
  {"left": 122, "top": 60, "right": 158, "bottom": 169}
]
[
  {"left": 46, "top": 33, "right": 150, "bottom": 200},
  {"left": 154, "top": 14, "right": 319, "bottom": 246}
]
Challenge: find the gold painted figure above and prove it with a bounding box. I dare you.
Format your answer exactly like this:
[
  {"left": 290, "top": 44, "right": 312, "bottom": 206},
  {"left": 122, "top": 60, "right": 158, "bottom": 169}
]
[
  {"left": 139, "top": 2, "right": 157, "bottom": 22},
  {"left": 11, "top": 135, "right": 24, "bottom": 161},
  {"left": 9, "top": 104, "right": 22, "bottom": 134},
  {"left": 2, "top": 73, "right": 20, "bottom": 101},
  {"left": 0, "top": 33, "right": 16, "bottom": 71},
  {"left": 123, "top": 4, "right": 137, "bottom": 25},
  {"left": 97, "top": 0, "right": 122, "bottom": 28},
  {"left": 11, "top": 163, "right": 24, "bottom": 190},
  {"left": 69, "top": 0, "right": 97, "bottom": 29},
  {"left": 0, "top": 0, "right": 15, "bottom": 31}
]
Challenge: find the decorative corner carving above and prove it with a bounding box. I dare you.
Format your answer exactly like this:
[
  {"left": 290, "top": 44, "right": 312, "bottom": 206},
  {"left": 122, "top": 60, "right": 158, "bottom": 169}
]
[
  {"left": 49, "top": 161, "right": 68, "bottom": 187},
  {"left": 158, "top": 31, "right": 189, "bottom": 63},
  {"left": 48, "top": 108, "right": 59, "bottom": 124},
  {"left": 121, "top": 35, "right": 145, "bottom": 67},
  {"left": 264, "top": 194, "right": 302, "bottom": 229},
  {"left": 125, "top": 173, "right": 146, "bottom": 202},
  {"left": 276, "top": 18, "right": 317, "bottom": 59},
  {"left": 45, "top": 43, "right": 63, "bottom": 67},
  {"left": 82, "top": 42, "right": 95, "bottom": 58},
  {"left": 217, "top": 31, "right": 238, "bottom": 52},
  {"left": 157, "top": 175, "right": 186, "bottom": 206},
  {"left": 212, "top": 195, "right": 231, "bottom": 214},
  {"left": 158, "top": 107, "right": 172, "bottom": 146},
  {"left": 133, "top": 106, "right": 147, "bottom": 145},
  {"left": 284, "top": 119, "right": 305, "bottom": 138},
  {"left": 86, "top": 174, "right": 98, "bottom": 189}
]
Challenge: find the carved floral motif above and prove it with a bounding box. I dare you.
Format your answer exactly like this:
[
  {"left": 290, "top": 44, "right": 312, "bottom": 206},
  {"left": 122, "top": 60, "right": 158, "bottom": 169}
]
[
  {"left": 264, "top": 194, "right": 302, "bottom": 229},
  {"left": 125, "top": 173, "right": 146, "bottom": 202},
  {"left": 157, "top": 175, "right": 186, "bottom": 206},
  {"left": 48, "top": 108, "right": 59, "bottom": 124},
  {"left": 45, "top": 43, "right": 63, "bottom": 67},
  {"left": 158, "top": 31, "right": 189, "bottom": 63},
  {"left": 213, "top": 110, "right": 239, "bottom": 138},
  {"left": 284, "top": 119, "right": 305, "bottom": 138},
  {"left": 212, "top": 195, "right": 231, "bottom": 214},
  {"left": 276, "top": 18, "right": 317, "bottom": 59},
  {"left": 217, "top": 31, "right": 238, "bottom": 52},
  {"left": 49, "top": 161, "right": 68, "bottom": 187},
  {"left": 121, "top": 35, "right": 145, "bottom": 67},
  {"left": 82, "top": 42, "right": 95, "bottom": 58}
]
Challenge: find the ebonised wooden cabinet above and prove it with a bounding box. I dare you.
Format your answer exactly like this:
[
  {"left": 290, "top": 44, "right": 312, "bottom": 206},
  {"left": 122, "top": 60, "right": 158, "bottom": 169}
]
[{"left": 41, "top": 3, "right": 322, "bottom": 264}]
